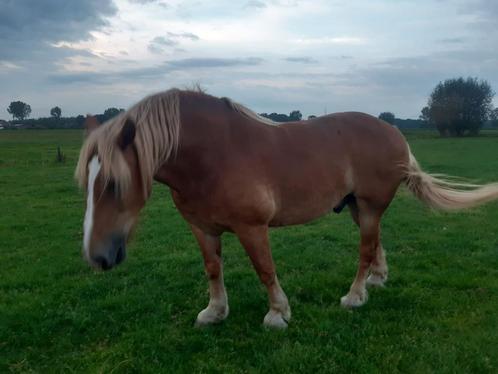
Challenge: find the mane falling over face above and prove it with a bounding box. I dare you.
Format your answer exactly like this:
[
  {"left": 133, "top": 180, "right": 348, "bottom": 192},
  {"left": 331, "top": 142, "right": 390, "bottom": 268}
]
[
  {"left": 75, "top": 89, "right": 182, "bottom": 270},
  {"left": 77, "top": 117, "right": 146, "bottom": 270}
]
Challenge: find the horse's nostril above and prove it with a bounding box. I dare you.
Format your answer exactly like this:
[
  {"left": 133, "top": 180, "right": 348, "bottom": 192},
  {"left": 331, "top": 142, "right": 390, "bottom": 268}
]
[{"left": 94, "top": 255, "right": 111, "bottom": 270}]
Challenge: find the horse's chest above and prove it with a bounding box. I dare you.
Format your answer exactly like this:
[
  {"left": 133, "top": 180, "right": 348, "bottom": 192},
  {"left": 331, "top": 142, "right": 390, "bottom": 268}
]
[{"left": 170, "top": 189, "right": 227, "bottom": 234}]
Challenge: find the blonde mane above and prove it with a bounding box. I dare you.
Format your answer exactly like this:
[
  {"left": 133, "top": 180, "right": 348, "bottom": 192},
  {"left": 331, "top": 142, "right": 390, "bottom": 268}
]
[
  {"left": 75, "top": 88, "right": 279, "bottom": 198},
  {"left": 223, "top": 98, "right": 279, "bottom": 126},
  {"left": 75, "top": 88, "right": 181, "bottom": 198}
]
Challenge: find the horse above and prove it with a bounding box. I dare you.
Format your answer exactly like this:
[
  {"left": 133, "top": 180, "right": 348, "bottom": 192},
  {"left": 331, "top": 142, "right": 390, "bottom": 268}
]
[{"left": 75, "top": 88, "right": 498, "bottom": 328}]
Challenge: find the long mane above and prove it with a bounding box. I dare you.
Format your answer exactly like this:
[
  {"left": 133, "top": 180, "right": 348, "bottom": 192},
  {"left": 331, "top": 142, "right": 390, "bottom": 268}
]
[
  {"left": 75, "top": 88, "right": 181, "bottom": 198},
  {"left": 221, "top": 97, "right": 278, "bottom": 126},
  {"left": 75, "top": 88, "right": 277, "bottom": 197}
]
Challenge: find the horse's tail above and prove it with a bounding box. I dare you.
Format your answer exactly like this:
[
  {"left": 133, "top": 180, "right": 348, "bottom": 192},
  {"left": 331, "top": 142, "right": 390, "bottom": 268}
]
[{"left": 404, "top": 148, "right": 498, "bottom": 211}]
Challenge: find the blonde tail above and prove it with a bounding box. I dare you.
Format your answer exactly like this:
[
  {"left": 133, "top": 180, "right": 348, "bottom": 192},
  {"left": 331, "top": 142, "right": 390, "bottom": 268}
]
[{"left": 405, "top": 150, "right": 498, "bottom": 211}]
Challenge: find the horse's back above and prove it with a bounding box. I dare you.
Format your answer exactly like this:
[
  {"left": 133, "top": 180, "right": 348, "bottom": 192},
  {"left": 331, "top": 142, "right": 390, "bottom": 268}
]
[{"left": 263, "top": 112, "right": 409, "bottom": 225}]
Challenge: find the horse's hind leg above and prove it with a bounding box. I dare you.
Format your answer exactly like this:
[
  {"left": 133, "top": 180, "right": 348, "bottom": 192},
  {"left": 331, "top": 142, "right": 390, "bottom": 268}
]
[
  {"left": 367, "top": 244, "right": 388, "bottom": 287},
  {"left": 341, "top": 199, "right": 383, "bottom": 308},
  {"left": 191, "top": 225, "right": 229, "bottom": 326},
  {"left": 348, "top": 199, "right": 388, "bottom": 288},
  {"left": 234, "top": 225, "right": 291, "bottom": 329}
]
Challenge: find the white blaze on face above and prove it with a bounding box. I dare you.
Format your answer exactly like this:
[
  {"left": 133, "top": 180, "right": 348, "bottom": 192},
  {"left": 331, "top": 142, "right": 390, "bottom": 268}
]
[{"left": 83, "top": 156, "right": 101, "bottom": 258}]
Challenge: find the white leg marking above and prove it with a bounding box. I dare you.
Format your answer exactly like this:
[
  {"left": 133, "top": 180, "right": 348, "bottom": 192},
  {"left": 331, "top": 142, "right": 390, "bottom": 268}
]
[
  {"left": 263, "top": 277, "right": 291, "bottom": 329},
  {"left": 83, "top": 156, "right": 101, "bottom": 259},
  {"left": 195, "top": 272, "right": 229, "bottom": 326},
  {"left": 367, "top": 245, "right": 388, "bottom": 287},
  {"left": 340, "top": 288, "right": 368, "bottom": 308}
]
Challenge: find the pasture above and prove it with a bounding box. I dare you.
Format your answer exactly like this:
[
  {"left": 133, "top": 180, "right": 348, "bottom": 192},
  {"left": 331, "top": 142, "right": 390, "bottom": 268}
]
[{"left": 1, "top": 129, "right": 497, "bottom": 373}]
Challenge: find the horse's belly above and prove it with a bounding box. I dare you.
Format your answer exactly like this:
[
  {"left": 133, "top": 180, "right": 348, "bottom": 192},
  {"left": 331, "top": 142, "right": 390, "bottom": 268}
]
[{"left": 269, "top": 191, "right": 345, "bottom": 227}]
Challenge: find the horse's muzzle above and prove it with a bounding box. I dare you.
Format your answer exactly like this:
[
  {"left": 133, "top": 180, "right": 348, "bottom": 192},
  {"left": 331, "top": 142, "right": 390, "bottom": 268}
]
[{"left": 91, "top": 234, "right": 126, "bottom": 271}]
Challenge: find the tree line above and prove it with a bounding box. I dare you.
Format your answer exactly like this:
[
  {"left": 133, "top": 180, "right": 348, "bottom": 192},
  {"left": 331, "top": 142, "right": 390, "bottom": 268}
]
[
  {"left": 4, "top": 76, "right": 498, "bottom": 135},
  {"left": 4, "top": 103, "right": 125, "bottom": 129}
]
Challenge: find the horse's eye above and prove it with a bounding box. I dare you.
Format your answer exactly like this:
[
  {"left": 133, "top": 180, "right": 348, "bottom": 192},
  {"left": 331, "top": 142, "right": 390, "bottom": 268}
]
[{"left": 106, "top": 180, "right": 116, "bottom": 194}]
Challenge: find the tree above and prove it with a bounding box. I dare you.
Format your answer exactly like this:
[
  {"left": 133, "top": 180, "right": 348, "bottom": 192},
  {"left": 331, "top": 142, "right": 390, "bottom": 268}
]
[
  {"left": 289, "top": 110, "right": 302, "bottom": 121},
  {"left": 379, "top": 112, "right": 396, "bottom": 125},
  {"left": 7, "top": 101, "right": 31, "bottom": 120},
  {"left": 308, "top": 115, "right": 317, "bottom": 120},
  {"left": 419, "top": 106, "right": 430, "bottom": 123},
  {"left": 103, "top": 107, "right": 125, "bottom": 121},
  {"left": 490, "top": 108, "right": 498, "bottom": 127},
  {"left": 423, "top": 77, "right": 494, "bottom": 136},
  {"left": 50, "top": 106, "right": 62, "bottom": 119},
  {"left": 261, "top": 110, "right": 303, "bottom": 122}
]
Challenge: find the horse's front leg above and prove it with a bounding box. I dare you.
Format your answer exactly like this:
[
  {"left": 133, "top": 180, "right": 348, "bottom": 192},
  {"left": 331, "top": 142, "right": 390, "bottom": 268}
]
[
  {"left": 234, "top": 225, "right": 291, "bottom": 329},
  {"left": 191, "top": 225, "right": 229, "bottom": 326}
]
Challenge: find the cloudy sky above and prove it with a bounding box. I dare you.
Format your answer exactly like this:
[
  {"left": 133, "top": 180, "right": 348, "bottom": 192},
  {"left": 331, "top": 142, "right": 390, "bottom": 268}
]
[{"left": 1, "top": 0, "right": 497, "bottom": 119}]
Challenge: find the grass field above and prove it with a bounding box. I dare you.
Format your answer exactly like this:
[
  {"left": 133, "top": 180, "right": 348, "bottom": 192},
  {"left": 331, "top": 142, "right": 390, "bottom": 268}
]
[{"left": 1, "top": 129, "right": 497, "bottom": 373}]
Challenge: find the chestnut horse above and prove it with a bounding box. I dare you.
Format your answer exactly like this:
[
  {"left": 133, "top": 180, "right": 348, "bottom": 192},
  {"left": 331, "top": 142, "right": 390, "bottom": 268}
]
[{"left": 76, "top": 88, "right": 498, "bottom": 328}]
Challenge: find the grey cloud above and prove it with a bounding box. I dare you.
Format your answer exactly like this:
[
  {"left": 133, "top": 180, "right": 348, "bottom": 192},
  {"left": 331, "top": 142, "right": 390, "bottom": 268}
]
[
  {"left": 355, "top": 50, "right": 498, "bottom": 102},
  {"left": 152, "top": 36, "right": 178, "bottom": 47},
  {"left": 284, "top": 57, "right": 318, "bottom": 64},
  {"left": 148, "top": 32, "right": 200, "bottom": 54},
  {"left": 129, "top": 0, "right": 164, "bottom": 4},
  {"left": 48, "top": 57, "right": 265, "bottom": 84},
  {"left": 147, "top": 44, "right": 164, "bottom": 54},
  {"left": 128, "top": 0, "right": 169, "bottom": 8},
  {"left": 0, "top": 0, "right": 117, "bottom": 60},
  {"left": 167, "top": 57, "right": 263, "bottom": 69},
  {"left": 148, "top": 36, "right": 177, "bottom": 54},
  {"left": 462, "top": 0, "right": 498, "bottom": 19},
  {"left": 148, "top": 36, "right": 178, "bottom": 53},
  {"left": 167, "top": 32, "right": 200, "bottom": 41}
]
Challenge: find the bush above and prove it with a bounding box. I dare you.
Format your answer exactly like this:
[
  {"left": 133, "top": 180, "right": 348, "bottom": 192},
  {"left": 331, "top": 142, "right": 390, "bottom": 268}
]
[{"left": 422, "top": 77, "right": 494, "bottom": 136}]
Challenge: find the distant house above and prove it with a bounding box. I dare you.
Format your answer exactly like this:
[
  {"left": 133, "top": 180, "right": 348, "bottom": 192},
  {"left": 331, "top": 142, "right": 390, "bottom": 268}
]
[{"left": 0, "top": 119, "right": 8, "bottom": 130}]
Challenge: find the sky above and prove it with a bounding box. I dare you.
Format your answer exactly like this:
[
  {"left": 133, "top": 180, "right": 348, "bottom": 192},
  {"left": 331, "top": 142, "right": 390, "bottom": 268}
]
[{"left": 1, "top": 0, "right": 497, "bottom": 120}]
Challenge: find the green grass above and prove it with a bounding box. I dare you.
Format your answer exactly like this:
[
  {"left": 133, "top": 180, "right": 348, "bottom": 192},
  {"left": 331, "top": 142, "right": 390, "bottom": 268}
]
[{"left": 1, "top": 129, "right": 497, "bottom": 373}]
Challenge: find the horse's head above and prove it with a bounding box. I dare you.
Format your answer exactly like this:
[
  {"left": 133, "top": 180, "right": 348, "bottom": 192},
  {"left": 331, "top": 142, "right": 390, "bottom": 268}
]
[{"left": 77, "top": 116, "right": 147, "bottom": 270}]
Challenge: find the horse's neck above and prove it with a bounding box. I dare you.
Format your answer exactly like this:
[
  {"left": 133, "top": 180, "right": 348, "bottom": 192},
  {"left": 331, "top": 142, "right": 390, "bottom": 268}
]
[
  {"left": 153, "top": 94, "right": 271, "bottom": 191},
  {"left": 153, "top": 94, "right": 229, "bottom": 190}
]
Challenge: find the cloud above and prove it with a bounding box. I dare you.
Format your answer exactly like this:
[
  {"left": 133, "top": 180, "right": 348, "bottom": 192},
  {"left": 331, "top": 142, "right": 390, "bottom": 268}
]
[
  {"left": 439, "top": 37, "right": 465, "bottom": 44},
  {"left": 129, "top": 0, "right": 164, "bottom": 4},
  {"left": 128, "top": 0, "right": 169, "bottom": 9},
  {"left": 148, "top": 32, "right": 200, "bottom": 54},
  {"left": 284, "top": 57, "right": 317, "bottom": 64},
  {"left": 148, "top": 36, "right": 178, "bottom": 54},
  {"left": 2, "top": 0, "right": 498, "bottom": 119},
  {"left": 292, "top": 36, "right": 365, "bottom": 45},
  {"left": 0, "top": 61, "right": 22, "bottom": 71},
  {"left": 0, "top": 0, "right": 117, "bottom": 60},
  {"left": 48, "top": 57, "right": 265, "bottom": 84},
  {"left": 167, "top": 32, "right": 200, "bottom": 41},
  {"left": 245, "top": 0, "right": 267, "bottom": 8},
  {"left": 462, "top": 0, "right": 498, "bottom": 20},
  {"left": 167, "top": 57, "right": 264, "bottom": 69}
]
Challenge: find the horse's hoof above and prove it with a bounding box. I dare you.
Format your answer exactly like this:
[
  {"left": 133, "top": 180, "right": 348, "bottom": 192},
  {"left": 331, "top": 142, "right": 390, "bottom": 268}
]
[
  {"left": 367, "top": 273, "right": 387, "bottom": 287},
  {"left": 194, "top": 305, "right": 229, "bottom": 327},
  {"left": 263, "top": 309, "right": 290, "bottom": 329},
  {"left": 340, "top": 289, "right": 368, "bottom": 309}
]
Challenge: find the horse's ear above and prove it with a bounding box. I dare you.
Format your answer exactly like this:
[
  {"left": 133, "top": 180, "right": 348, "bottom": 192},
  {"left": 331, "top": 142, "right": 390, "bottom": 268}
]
[
  {"left": 118, "top": 118, "right": 136, "bottom": 150},
  {"left": 84, "top": 115, "right": 100, "bottom": 137}
]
